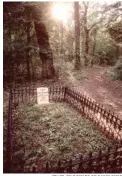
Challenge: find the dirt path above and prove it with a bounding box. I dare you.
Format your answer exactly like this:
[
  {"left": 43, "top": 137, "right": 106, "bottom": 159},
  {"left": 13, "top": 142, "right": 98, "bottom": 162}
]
[
  {"left": 4, "top": 66, "right": 122, "bottom": 118},
  {"left": 72, "top": 66, "right": 122, "bottom": 118}
]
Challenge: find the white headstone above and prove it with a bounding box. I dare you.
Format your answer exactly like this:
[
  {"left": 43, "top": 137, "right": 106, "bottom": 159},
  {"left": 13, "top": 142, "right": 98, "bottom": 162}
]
[{"left": 37, "top": 87, "right": 49, "bottom": 104}]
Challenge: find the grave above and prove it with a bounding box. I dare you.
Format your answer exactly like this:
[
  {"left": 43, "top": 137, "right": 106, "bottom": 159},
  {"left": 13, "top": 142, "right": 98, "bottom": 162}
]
[{"left": 37, "top": 87, "right": 49, "bottom": 104}]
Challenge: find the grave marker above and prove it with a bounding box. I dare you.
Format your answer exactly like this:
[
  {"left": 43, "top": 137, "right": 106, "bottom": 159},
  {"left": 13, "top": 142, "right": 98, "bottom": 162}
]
[{"left": 37, "top": 87, "right": 49, "bottom": 104}]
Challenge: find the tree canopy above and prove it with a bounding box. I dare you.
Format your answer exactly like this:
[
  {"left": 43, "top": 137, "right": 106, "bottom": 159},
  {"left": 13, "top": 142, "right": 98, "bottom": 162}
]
[{"left": 3, "top": 1, "right": 122, "bottom": 85}]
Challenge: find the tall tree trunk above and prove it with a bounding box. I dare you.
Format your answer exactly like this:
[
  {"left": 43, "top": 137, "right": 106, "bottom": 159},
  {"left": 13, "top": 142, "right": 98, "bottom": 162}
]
[
  {"left": 26, "top": 51, "right": 31, "bottom": 81},
  {"left": 30, "top": 51, "right": 35, "bottom": 81},
  {"left": 91, "top": 28, "right": 97, "bottom": 56},
  {"left": 82, "top": 2, "right": 90, "bottom": 66},
  {"left": 27, "top": 4, "right": 55, "bottom": 80},
  {"left": 84, "top": 28, "right": 89, "bottom": 66},
  {"left": 69, "top": 39, "right": 74, "bottom": 61},
  {"left": 92, "top": 36, "right": 96, "bottom": 56},
  {"left": 34, "top": 21, "right": 55, "bottom": 79},
  {"left": 26, "top": 22, "right": 31, "bottom": 81},
  {"left": 90, "top": 29, "right": 97, "bottom": 66},
  {"left": 115, "top": 44, "right": 120, "bottom": 58},
  {"left": 60, "top": 22, "right": 64, "bottom": 54},
  {"left": 74, "top": 2, "right": 81, "bottom": 70},
  {"left": 57, "top": 24, "right": 60, "bottom": 56}
]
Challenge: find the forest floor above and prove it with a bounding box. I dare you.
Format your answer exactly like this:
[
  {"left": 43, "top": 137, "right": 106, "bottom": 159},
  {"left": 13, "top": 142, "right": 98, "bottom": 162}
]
[
  {"left": 10, "top": 101, "right": 116, "bottom": 172},
  {"left": 68, "top": 66, "right": 122, "bottom": 118}
]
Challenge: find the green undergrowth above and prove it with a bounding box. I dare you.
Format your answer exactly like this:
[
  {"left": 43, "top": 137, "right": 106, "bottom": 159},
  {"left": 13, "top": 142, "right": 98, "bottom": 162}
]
[
  {"left": 55, "top": 59, "right": 88, "bottom": 85},
  {"left": 106, "top": 59, "right": 122, "bottom": 80},
  {"left": 10, "top": 101, "right": 116, "bottom": 172}
]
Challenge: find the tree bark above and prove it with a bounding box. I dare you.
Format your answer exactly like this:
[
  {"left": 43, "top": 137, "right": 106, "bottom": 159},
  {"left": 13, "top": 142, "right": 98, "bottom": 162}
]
[
  {"left": 34, "top": 21, "right": 55, "bottom": 79},
  {"left": 60, "top": 22, "right": 64, "bottom": 54},
  {"left": 26, "top": 50, "right": 31, "bottom": 81},
  {"left": 92, "top": 36, "right": 96, "bottom": 56},
  {"left": 26, "top": 21, "right": 31, "bottom": 81},
  {"left": 74, "top": 2, "right": 81, "bottom": 70},
  {"left": 84, "top": 28, "right": 89, "bottom": 66},
  {"left": 30, "top": 51, "right": 35, "bottom": 81},
  {"left": 115, "top": 44, "right": 120, "bottom": 58},
  {"left": 82, "top": 2, "right": 89, "bottom": 66}
]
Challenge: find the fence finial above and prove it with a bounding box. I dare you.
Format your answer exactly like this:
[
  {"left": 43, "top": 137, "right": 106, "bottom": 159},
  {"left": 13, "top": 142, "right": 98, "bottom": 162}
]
[
  {"left": 46, "top": 162, "right": 49, "bottom": 173},
  {"left": 67, "top": 159, "right": 73, "bottom": 173}
]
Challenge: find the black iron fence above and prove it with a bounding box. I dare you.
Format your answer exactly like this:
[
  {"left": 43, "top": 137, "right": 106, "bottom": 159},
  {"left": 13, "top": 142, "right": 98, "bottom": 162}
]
[
  {"left": 65, "top": 87, "right": 122, "bottom": 142},
  {"left": 11, "top": 86, "right": 65, "bottom": 105},
  {"left": 5, "top": 85, "right": 122, "bottom": 173},
  {"left": 32, "top": 147, "right": 122, "bottom": 173},
  {"left": 6, "top": 90, "right": 12, "bottom": 173}
]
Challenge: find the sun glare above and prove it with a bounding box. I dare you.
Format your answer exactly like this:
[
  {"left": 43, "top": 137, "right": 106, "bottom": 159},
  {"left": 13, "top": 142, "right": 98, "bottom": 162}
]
[{"left": 52, "top": 3, "right": 70, "bottom": 23}]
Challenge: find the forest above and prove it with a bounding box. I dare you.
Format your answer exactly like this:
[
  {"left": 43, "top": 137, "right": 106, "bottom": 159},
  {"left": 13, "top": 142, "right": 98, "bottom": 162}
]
[
  {"left": 3, "top": 1, "right": 122, "bottom": 85},
  {"left": 3, "top": 1, "right": 122, "bottom": 173}
]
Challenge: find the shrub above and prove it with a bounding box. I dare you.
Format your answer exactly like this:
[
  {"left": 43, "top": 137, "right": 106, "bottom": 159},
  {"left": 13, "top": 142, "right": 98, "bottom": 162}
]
[
  {"left": 113, "top": 59, "right": 122, "bottom": 80},
  {"left": 106, "top": 59, "right": 122, "bottom": 80}
]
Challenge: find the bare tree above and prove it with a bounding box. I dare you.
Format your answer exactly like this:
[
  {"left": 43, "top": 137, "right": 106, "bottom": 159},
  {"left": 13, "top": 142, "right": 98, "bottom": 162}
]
[{"left": 74, "top": 2, "right": 81, "bottom": 70}]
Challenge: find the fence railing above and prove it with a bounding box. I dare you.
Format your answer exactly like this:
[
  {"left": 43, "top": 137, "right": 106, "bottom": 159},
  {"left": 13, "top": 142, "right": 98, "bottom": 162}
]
[
  {"left": 5, "top": 85, "right": 122, "bottom": 173},
  {"left": 65, "top": 87, "right": 122, "bottom": 142},
  {"left": 6, "top": 89, "right": 12, "bottom": 173},
  {"left": 11, "top": 86, "right": 65, "bottom": 105},
  {"left": 32, "top": 146, "right": 122, "bottom": 173}
]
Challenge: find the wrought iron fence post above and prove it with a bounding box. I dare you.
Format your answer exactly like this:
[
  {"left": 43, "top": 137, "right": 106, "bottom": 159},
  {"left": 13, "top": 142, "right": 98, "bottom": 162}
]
[
  {"left": 67, "top": 159, "right": 73, "bottom": 173},
  {"left": 97, "top": 150, "right": 102, "bottom": 173},
  {"left": 32, "top": 166, "right": 36, "bottom": 173},
  {"left": 6, "top": 88, "right": 12, "bottom": 173},
  {"left": 88, "top": 152, "right": 92, "bottom": 173},
  {"left": 78, "top": 155, "right": 83, "bottom": 173},
  {"left": 64, "top": 86, "right": 67, "bottom": 101},
  {"left": 45, "top": 162, "right": 49, "bottom": 173},
  {"left": 57, "top": 160, "right": 61, "bottom": 173}
]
